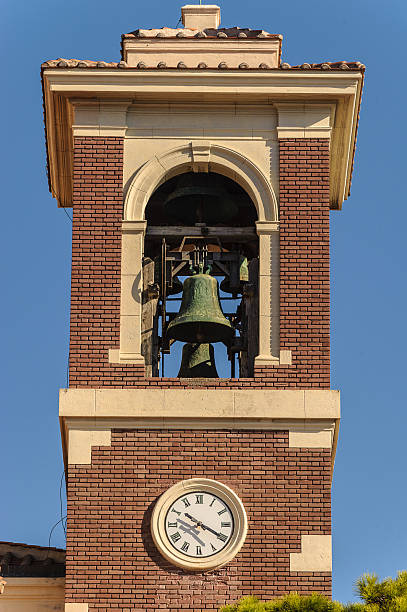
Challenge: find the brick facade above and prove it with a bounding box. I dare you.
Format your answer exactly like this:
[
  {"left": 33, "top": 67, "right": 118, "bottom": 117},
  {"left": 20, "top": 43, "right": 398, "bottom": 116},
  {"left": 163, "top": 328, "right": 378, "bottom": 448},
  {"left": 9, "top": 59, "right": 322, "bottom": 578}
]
[
  {"left": 66, "top": 135, "right": 333, "bottom": 608},
  {"left": 65, "top": 430, "right": 331, "bottom": 611},
  {"left": 70, "top": 137, "right": 331, "bottom": 389}
]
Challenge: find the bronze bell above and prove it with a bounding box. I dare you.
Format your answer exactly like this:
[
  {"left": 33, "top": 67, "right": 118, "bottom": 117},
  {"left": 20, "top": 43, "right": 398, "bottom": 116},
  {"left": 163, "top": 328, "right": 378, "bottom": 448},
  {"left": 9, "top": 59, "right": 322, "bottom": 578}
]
[
  {"left": 164, "top": 173, "right": 238, "bottom": 225},
  {"left": 166, "top": 270, "right": 234, "bottom": 344},
  {"left": 220, "top": 256, "right": 249, "bottom": 295},
  {"left": 177, "top": 343, "right": 219, "bottom": 378}
]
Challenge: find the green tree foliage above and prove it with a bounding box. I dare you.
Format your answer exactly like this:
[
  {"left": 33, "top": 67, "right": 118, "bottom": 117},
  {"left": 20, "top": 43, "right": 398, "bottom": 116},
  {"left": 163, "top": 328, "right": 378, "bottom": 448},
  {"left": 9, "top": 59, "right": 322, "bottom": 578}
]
[
  {"left": 220, "top": 593, "right": 344, "bottom": 612},
  {"left": 354, "top": 571, "right": 407, "bottom": 611},
  {"left": 219, "top": 572, "right": 407, "bottom": 612}
]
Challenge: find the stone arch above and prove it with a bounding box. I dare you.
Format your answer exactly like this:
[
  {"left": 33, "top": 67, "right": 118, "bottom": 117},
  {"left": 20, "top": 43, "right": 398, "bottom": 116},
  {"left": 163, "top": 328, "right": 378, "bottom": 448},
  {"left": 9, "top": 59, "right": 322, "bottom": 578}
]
[{"left": 124, "top": 142, "right": 278, "bottom": 222}]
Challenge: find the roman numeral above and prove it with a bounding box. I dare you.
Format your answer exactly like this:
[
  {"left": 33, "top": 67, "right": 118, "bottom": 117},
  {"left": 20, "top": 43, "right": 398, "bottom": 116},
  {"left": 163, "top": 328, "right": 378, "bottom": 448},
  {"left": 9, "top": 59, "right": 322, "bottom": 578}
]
[
  {"left": 221, "top": 522, "right": 231, "bottom": 528},
  {"left": 217, "top": 533, "right": 228, "bottom": 542},
  {"left": 181, "top": 541, "right": 190, "bottom": 552},
  {"left": 196, "top": 546, "right": 202, "bottom": 555},
  {"left": 167, "top": 522, "right": 177, "bottom": 528},
  {"left": 195, "top": 495, "right": 203, "bottom": 504},
  {"left": 171, "top": 508, "right": 181, "bottom": 516},
  {"left": 209, "top": 497, "right": 216, "bottom": 507},
  {"left": 170, "top": 532, "right": 181, "bottom": 543},
  {"left": 181, "top": 497, "right": 191, "bottom": 508},
  {"left": 211, "top": 543, "right": 217, "bottom": 552},
  {"left": 218, "top": 508, "right": 227, "bottom": 515}
]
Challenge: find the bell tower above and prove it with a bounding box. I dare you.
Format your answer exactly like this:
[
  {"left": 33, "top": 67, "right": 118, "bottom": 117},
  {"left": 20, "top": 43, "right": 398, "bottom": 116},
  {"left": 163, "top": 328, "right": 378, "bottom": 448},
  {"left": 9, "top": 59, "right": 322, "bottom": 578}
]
[{"left": 42, "top": 4, "right": 364, "bottom": 610}]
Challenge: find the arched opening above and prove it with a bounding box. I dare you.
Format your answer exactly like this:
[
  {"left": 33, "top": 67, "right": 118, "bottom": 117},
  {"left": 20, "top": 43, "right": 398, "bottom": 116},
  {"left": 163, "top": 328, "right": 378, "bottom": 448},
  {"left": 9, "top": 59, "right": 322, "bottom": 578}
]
[
  {"left": 123, "top": 142, "right": 279, "bottom": 223},
  {"left": 141, "top": 171, "right": 260, "bottom": 379}
]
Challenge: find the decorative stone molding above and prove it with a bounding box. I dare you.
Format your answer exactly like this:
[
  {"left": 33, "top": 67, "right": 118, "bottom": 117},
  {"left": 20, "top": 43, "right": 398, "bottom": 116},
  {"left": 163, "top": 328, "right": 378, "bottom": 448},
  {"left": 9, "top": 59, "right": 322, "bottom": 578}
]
[
  {"left": 60, "top": 388, "right": 340, "bottom": 466},
  {"left": 151, "top": 478, "right": 247, "bottom": 571},
  {"left": 290, "top": 535, "right": 332, "bottom": 572},
  {"left": 191, "top": 140, "right": 211, "bottom": 172},
  {"left": 124, "top": 142, "right": 278, "bottom": 222},
  {"left": 120, "top": 144, "right": 279, "bottom": 365},
  {"left": 275, "top": 103, "right": 334, "bottom": 139},
  {"left": 43, "top": 69, "right": 362, "bottom": 209}
]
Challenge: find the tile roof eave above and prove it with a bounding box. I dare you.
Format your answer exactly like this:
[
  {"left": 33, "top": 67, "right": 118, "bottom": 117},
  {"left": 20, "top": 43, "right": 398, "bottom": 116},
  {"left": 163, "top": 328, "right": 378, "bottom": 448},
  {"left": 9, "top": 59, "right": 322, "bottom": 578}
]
[
  {"left": 41, "top": 59, "right": 365, "bottom": 204},
  {"left": 41, "top": 59, "right": 365, "bottom": 72}
]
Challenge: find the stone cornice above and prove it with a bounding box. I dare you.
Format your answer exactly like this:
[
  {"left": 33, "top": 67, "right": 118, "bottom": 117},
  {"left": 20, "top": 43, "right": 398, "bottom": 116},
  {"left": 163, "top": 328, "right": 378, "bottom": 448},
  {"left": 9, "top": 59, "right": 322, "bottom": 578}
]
[
  {"left": 59, "top": 388, "right": 340, "bottom": 476},
  {"left": 42, "top": 68, "right": 362, "bottom": 210}
]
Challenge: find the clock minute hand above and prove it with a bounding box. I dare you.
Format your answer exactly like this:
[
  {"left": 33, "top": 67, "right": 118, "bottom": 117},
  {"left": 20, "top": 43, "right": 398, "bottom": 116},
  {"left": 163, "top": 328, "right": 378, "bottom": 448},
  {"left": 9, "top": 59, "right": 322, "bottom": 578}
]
[
  {"left": 199, "top": 522, "right": 222, "bottom": 538},
  {"left": 184, "top": 513, "right": 223, "bottom": 539}
]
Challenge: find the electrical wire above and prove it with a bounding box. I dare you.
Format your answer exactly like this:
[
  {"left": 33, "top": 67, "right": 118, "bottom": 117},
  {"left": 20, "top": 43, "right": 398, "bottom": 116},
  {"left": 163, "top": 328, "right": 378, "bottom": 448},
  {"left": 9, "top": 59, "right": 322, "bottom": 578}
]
[
  {"left": 59, "top": 471, "right": 67, "bottom": 538},
  {"left": 47, "top": 517, "right": 67, "bottom": 551},
  {"left": 63, "top": 208, "right": 72, "bottom": 222},
  {"left": 43, "top": 515, "right": 67, "bottom": 561}
]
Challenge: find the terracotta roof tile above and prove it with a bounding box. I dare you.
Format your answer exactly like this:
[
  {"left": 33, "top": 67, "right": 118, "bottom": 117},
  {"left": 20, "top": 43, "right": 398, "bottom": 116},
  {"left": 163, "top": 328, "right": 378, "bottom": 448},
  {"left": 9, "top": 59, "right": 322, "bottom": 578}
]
[
  {"left": 42, "top": 58, "right": 365, "bottom": 71},
  {"left": 122, "top": 26, "right": 281, "bottom": 39},
  {"left": 0, "top": 542, "right": 65, "bottom": 579}
]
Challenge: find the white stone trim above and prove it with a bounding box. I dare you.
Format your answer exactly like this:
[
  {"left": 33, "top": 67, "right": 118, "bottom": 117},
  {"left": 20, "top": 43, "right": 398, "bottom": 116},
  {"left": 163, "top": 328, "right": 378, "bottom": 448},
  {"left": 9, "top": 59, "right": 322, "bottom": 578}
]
[
  {"left": 289, "top": 427, "right": 332, "bottom": 448},
  {"left": 255, "top": 220, "right": 289, "bottom": 366},
  {"left": 191, "top": 140, "right": 211, "bottom": 172},
  {"left": 275, "top": 103, "right": 334, "bottom": 140},
  {"left": 60, "top": 388, "right": 340, "bottom": 466},
  {"left": 290, "top": 535, "right": 332, "bottom": 572},
  {"left": 151, "top": 478, "right": 247, "bottom": 571},
  {"left": 43, "top": 69, "right": 362, "bottom": 209},
  {"left": 118, "top": 143, "right": 279, "bottom": 365},
  {"left": 65, "top": 605, "right": 88, "bottom": 612},
  {"left": 181, "top": 5, "right": 221, "bottom": 30},
  {"left": 67, "top": 428, "right": 111, "bottom": 464},
  {"left": 0, "top": 577, "right": 65, "bottom": 607},
  {"left": 72, "top": 101, "right": 130, "bottom": 137},
  {"left": 60, "top": 388, "right": 340, "bottom": 419},
  {"left": 109, "top": 220, "right": 147, "bottom": 364},
  {"left": 123, "top": 142, "right": 278, "bottom": 222}
]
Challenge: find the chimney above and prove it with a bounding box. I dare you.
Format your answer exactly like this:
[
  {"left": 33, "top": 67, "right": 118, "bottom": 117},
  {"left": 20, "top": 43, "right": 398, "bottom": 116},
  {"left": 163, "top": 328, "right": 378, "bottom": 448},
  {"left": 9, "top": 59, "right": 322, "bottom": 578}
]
[{"left": 181, "top": 4, "right": 221, "bottom": 30}]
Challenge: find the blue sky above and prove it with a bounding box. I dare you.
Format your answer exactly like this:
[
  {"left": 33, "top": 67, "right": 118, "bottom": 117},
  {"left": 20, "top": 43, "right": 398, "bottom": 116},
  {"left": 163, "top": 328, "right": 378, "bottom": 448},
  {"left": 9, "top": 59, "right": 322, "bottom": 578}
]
[{"left": 1, "top": 0, "right": 406, "bottom": 604}]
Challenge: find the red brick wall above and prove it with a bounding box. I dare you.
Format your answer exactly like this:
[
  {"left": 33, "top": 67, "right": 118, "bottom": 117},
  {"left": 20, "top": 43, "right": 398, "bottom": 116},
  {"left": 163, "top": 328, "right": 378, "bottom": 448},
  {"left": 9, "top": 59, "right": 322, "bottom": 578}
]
[
  {"left": 70, "top": 137, "right": 330, "bottom": 388},
  {"left": 276, "top": 138, "right": 331, "bottom": 387},
  {"left": 65, "top": 430, "right": 331, "bottom": 610}
]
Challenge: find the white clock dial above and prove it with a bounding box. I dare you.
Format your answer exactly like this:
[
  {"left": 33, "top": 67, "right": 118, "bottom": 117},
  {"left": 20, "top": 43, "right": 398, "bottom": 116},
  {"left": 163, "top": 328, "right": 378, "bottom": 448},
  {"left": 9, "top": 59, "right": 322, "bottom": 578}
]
[
  {"left": 151, "top": 478, "right": 248, "bottom": 571},
  {"left": 165, "top": 492, "right": 234, "bottom": 558}
]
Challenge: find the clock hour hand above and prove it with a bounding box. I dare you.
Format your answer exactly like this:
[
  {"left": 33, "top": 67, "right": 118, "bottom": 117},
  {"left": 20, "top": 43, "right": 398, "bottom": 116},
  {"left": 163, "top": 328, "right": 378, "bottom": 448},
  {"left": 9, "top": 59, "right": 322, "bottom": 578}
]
[{"left": 184, "top": 513, "right": 223, "bottom": 539}]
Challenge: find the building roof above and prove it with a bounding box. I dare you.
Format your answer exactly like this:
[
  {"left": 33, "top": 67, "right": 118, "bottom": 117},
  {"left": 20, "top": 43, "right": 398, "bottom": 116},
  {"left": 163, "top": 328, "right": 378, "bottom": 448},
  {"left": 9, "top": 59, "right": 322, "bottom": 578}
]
[
  {"left": 40, "top": 8, "right": 365, "bottom": 209},
  {"left": 0, "top": 542, "right": 65, "bottom": 578},
  {"left": 41, "top": 58, "right": 365, "bottom": 71},
  {"left": 123, "top": 26, "right": 280, "bottom": 39}
]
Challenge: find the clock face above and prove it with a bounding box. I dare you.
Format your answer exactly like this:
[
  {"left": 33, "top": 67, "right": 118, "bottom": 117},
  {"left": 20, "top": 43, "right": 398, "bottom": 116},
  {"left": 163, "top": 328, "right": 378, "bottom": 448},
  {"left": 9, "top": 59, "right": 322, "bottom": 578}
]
[
  {"left": 151, "top": 478, "right": 248, "bottom": 571},
  {"left": 164, "top": 491, "right": 234, "bottom": 558}
]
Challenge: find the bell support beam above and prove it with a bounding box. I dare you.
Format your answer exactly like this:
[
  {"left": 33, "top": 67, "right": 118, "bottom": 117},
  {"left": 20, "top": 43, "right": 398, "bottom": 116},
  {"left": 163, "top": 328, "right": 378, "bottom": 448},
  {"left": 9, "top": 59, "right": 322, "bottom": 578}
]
[{"left": 146, "top": 226, "right": 257, "bottom": 240}]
